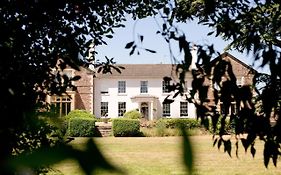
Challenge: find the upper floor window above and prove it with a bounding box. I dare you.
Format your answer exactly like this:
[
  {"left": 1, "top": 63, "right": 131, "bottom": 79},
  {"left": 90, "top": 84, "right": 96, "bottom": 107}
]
[
  {"left": 118, "top": 81, "right": 126, "bottom": 93},
  {"left": 162, "top": 103, "right": 170, "bottom": 117},
  {"left": 184, "top": 81, "right": 189, "bottom": 92},
  {"left": 51, "top": 95, "right": 72, "bottom": 117},
  {"left": 180, "top": 101, "right": 188, "bottom": 117},
  {"left": 140, "top": 81, "right": 148, "bottom": 93},
  {"left": 162, "top": 80, "right": 170, "bottom": 93},
  {"left": 118, "top": 102, "right": 126, "bottom": 117}
]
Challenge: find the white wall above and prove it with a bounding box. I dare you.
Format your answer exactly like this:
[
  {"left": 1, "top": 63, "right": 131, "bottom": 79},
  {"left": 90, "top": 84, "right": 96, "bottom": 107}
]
[{"left": 94, "top": 78, "right": 196, "bottom": 119}]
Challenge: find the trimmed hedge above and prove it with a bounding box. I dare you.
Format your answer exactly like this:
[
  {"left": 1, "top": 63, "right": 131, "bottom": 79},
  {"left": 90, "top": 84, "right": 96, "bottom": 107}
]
[
  {"left": 123, "top": 110, "right": 142, "bottom": 119},
  {"left": 112, "top": 119, "right": 140, "bottom": 137},
  {"left": 65, "top": 109, "right": 95, "bottom": 120},
  {"left": 67, "top": 118, "right": 96, "bottom": 137},
  {"left": 156, "top": 118, "right": 200, "bottom": 129}
]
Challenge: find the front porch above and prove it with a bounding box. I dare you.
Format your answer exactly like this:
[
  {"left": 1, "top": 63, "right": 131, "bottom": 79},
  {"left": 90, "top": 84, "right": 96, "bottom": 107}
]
[{"left": 131, "top": 95, "right": 160, "bottom": 120}]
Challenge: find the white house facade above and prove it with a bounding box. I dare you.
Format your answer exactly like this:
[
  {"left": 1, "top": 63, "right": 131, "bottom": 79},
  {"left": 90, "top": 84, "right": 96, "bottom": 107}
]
[
  {"left": 94, "top": 64, "right": 196, "bottom": 120},
  {"left": 47, "top": 53, "right": 256, "bottom": 120}
]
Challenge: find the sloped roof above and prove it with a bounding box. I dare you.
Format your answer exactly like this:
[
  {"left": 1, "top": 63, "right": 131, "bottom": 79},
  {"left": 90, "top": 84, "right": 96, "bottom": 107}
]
[
  {"left": 94, "top": 52, "right": 256, "bottom": 79},
  {"left": 95, "top": 64, "right": 183, "bottom": 78},
  {"left": 211, "top": 52, "right": 257, "bottom": 74}
]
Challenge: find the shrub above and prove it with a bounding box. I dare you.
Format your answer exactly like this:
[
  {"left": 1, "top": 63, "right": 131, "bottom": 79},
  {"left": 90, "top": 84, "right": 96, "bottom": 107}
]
[
  {"left": 123, "top": 110, "right": 142, "bottom": 119},
  {"left": 156, "top": 118, "right": 201, "bottom": 129},
  {"left": 65, "top": 109, "right": 95, "bottom": 120},
  {"left": 155, "top": 119, "right": 166, "bottom": 136},
  {"left": 67, "top": 118, "right": 96, "bottom": 137},
  {"left": 112, "top": 119, "right": 140, "bottom": 137},
  {"left": 63, "top": 110, "right": 95, "bottom": 136}
]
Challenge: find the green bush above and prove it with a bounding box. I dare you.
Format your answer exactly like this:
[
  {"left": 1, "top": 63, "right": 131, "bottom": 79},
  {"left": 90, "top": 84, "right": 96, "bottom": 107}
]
[
  {"left": 123, "top": 110, "right": 142, "bottom": 119},
  {"left": 65, "top": 109, "right": 95, "bottom": 120},
  {"left": 156, "top": 118, "right": 200, "bottom": 129},
  {"left": 67, "top": 118, "right": 96, "bottom": 137},
  {"left": 63, "top": 110, "right": 95, "bottom": 136},
  {"left": 112, "top": 119, "right": 140, "bottom": 137},
  {"left": 155, "top": 119, "right": 166, "bottom": 136}
]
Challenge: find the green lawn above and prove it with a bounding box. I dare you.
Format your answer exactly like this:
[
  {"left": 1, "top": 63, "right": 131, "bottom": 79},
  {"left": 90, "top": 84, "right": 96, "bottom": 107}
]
[{"left": 52, "top": 136, "right": 281, "bottom": 175}]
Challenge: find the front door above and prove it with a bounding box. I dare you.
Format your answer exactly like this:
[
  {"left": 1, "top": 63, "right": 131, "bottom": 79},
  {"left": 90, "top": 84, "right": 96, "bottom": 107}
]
[{"left": 141, "top": 102, "right": 149, "bottom": 120}]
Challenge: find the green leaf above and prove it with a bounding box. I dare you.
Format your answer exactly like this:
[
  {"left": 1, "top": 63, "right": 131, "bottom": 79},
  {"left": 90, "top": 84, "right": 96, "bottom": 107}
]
[
  {"left": 264, "top": 142, "right": 270, "bottom": 168},
  {"left": 97, "top": 67, "right": 103, "bottom": 73},
  {"left": 241, "top": 138, "right": 249, "bottom": 152},
  {"left": 213, "top": 138, "right": 218, "bottom": 147},
  {"left": 139, "top": 35, "right": 144, "bottom": 42},
  {"left": 217, "top": 138, "right": 222, "bottom": 150},
  {"left": 164, "top": 7, "right": 170, "bottom": 15},
  {"left": 163, "top": 76, "right": 172, "bottom": 81},
  {"left": 125, "top": 41, "right": 134, "bottom": 49},
  {"left": 145, "top": 48, "right": 156, "bottom": 53},
  {"left": 223, "top": 140, "right": 232, "bottom": 157},
  {"left": 163, "top": 23, "right": 167, "bottom": 31},
  {"left": 106, "top": 35, "right": 113, "bottom": 38},
  {"left": 112, "top": 66, "right": 122, "bottom": 74},
  {"left": 182, "top": 128, "right": 193, "bottom": 174},
  {"left": 71, "top": 75, "right": 81, "bottom": 81},
  {"left": 250, "top": 144, "right": 256, "bottom": 158},
  {"left": 207, "top": 31, "right": 214, "bottom": 36},
  {"left": 129, "top": 45, "right": 136, "bottom": 56},
  {"left": 163, "top": 98, "right": 174, "bottom": 104}
]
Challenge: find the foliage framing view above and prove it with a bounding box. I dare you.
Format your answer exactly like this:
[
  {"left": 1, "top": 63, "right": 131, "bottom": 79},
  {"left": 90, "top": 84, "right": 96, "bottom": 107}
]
[
  {"left": 0, "top": 0, "right": 280, "bottom": 174},
  {"left": 126, "top": 0, "right": 281, "bottom": 169},
  {"left": 165, "top": 0, "right": 280, "bottom": 168}
]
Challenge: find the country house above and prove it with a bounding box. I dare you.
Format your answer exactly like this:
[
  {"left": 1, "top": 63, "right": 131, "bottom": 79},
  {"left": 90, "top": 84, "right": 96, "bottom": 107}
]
[{"left": 47, "top": 52, "right": 256, "bottom": 120}]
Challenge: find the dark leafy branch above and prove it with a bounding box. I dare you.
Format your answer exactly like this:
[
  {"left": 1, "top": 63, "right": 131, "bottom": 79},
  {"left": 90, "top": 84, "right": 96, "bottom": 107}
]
[
  {"left": 0, "top": 0, "right": 170, "bottom": 174},
  {"left": 129, "top": 0, "right": 281, "bottom": 168}
]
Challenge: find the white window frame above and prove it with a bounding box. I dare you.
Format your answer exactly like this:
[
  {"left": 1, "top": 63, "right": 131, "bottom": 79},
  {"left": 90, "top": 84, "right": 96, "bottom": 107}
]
[
  {"left": 118, "top": 81, "right": 126, "bottom": 94},
  {"left": 118, "top": 102, "right": 126, "bottom": 117},
  {"left": 140, "top": 81, "right": 148, "bottom": 93},
  {"left": 51, "top": 95, "right": 72, "bottom": 117},
  {"left": 162, "top": 80, "right": 170, "bottom": 93},
  {"left": 101, "top": 102, "right": 109, "bottom": 117},
  {"left": 162, "top": 103, "right": 170, "bottom": 117},
  {"left": 180, "top": 101, "right": 188, "bottom": 117}
]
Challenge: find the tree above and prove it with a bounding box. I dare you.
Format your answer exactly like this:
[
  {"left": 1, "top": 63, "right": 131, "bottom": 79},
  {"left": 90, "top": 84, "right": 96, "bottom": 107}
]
[
  {"left": 0, "top": 1, "right": 168, "bottom": 174},
  {"left": 1, "top": 0, "right": 280, "bottom": 174},
  {"left": 140, "top": 0, "right": 280, "bottom": 167}
]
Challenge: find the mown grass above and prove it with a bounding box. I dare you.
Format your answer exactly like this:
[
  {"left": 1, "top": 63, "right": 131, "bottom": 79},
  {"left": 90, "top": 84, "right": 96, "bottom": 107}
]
[{"left": 51, "top": 136, "right": 281, "bottom": 175}]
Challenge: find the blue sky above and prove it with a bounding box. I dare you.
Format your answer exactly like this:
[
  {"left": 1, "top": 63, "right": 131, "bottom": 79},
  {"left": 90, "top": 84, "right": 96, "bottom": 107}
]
[{"left": 95, "top": 16, "right": 268, "bottom": 73}]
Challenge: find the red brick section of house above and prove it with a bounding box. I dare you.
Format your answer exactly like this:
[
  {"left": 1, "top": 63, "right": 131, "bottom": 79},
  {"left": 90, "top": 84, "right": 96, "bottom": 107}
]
[
  {"left": 219, "top": 52, "right": 256, "bottom": 85},
  {"left": 74, "top": 67, "right": 94, "bottom": 113},
  {"left": 205, "top": 52, "right": 257, "bottom": 112}
]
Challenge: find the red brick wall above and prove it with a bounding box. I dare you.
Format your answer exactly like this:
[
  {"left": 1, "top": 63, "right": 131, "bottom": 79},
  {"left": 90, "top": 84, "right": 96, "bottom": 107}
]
[
  {"left": 205, "top": 54, "right": 256, "bottom": 108},
  {"left": 74, "top": 67, "right": 94, "bottom": 114},
  {"left": 223, "top": 55, "right": 255, "bottom": 85}
]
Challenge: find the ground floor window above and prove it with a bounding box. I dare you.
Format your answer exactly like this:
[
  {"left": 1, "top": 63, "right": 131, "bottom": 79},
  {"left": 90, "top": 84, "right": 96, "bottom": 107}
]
[
  {"left": 220, "top": 101, "right": 237, "bottom": 115},
  {"left": 101, "top": 102, "right": 108, "bottom": 117},
  {"left": 118, "top": 102, "right": 126, "bottom": 117},
  {"left": 51, "top": 95, "right": 72, "bottom": 117},
  {"left": 180, "top": 101, "right": 188, "bottom": 116},
  {"left": 162, "top": 103, "right": 170, "bottom": 117}
]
